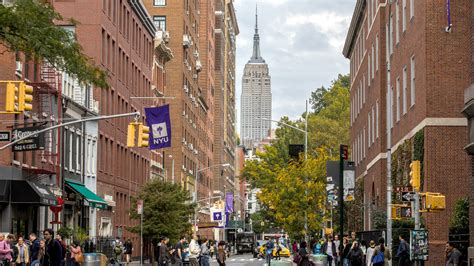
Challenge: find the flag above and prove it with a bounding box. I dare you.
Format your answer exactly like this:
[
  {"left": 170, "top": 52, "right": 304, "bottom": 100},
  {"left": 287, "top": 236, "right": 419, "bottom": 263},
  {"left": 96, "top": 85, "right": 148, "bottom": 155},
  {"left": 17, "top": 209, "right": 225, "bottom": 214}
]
[
  {"left": 225, "top": 193, "right": 234, "bottom": 214},
  {"left": 145, "top": 105, "right": 172, "bottom": 149}
]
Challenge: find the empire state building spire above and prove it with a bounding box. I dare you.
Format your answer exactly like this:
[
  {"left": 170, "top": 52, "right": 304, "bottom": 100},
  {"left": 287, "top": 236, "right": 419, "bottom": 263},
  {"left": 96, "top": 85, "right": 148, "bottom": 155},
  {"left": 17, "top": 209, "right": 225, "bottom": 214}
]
[{"left": 249, "top": 4, "right": 265, "bottom": 63}]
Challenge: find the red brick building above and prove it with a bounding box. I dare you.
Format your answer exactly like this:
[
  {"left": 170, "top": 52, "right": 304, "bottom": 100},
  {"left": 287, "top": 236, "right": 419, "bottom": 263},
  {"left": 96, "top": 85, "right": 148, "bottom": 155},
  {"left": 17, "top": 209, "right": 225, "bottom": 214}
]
[
  {"left": 53, "top": 0, "right": 156, "bottom": 248},
  {"left": 344, "top": 0, "right": 471, "bottom": 263}
]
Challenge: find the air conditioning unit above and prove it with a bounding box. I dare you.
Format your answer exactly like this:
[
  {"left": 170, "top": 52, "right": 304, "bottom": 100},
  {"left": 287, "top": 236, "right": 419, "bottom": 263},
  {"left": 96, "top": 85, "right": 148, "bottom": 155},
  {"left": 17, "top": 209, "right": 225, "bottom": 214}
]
[
  {"left": 163, "top": 31, "right": 170, "bottom": 43},
  {"left": 182, "top": 165, "right": 186, "bottom": 171},
  {"left": 189, "top": 143, "right": 193, "bottom": 150},
  {"left": 185, "top": 114, "right": 189, "bottom": 119},
  {"left": 183, "top": 85, "right": 189, "bottom": 93},
  {"left": 193, "top": 149, "right": 198, "bottom": 155},
  {"left": 15, "top": 61, "right": 22, "bottom": 74},
  {"left": 187, "top": 65, "right": 192, "bottom": 71},
  {"left": 193, "top": 51, "right": 199, "bottom": 58},
  {"left": 193, "top": 74, "right": 198, "bottom": 79},
  {"left": 183, "top": 34, "right": 191, "bottom": 48},
  {"left": 184, "top": 59, "right": 189, "bottom": 67},
  {"left": 182, "top": 138, "right": 186, "bottom": 143},
  {"left": 182, "top": 110, "right": 186, "bottom": 116},
  {"left": 191, "top": 96, "right": 196, "bottom": 103},
  {"left": 195, "top": 60, "right": 202, "bottom": 72}
]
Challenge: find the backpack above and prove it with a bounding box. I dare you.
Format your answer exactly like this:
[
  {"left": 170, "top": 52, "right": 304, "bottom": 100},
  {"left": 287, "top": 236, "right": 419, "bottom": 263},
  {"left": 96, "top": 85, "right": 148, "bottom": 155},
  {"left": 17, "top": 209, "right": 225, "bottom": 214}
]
[
  {"left": 114, "top": 245, "right": 122, "bottom": 255},
  {"left": 372, "top": 250, "right": 385, "bottom": 265}
]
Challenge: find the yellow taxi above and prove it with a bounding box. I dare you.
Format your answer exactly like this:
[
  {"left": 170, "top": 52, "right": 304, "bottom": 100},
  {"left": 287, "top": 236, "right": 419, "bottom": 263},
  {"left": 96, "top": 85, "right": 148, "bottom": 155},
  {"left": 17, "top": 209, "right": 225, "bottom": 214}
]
[{"left": 259, "top": 242, "right": 291, "bottom": 258}]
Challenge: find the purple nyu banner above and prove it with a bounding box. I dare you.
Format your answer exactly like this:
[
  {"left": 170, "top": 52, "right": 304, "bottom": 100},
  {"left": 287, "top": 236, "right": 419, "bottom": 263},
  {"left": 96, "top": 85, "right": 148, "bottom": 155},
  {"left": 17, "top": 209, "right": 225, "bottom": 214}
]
[
  {"left": 145, "top": 105, "right": 172, "bottom": 149},
  {"left": 225, "top": 193, "right": 234, "bottom": 214}
]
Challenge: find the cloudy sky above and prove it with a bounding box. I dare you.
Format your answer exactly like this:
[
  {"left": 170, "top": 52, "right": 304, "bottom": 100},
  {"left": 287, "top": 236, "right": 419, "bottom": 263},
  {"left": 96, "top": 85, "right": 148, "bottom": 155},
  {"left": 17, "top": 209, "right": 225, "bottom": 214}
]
[{"left": 234, "top": 0, "right": 356, "bottom": 131}]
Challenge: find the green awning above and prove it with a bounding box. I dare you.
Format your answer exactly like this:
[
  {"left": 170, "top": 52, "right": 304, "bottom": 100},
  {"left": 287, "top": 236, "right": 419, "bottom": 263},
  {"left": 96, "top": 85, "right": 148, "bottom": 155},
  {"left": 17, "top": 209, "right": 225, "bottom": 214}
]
[{"left": 65, "top": 180, "right": 108, "bottom": 209}]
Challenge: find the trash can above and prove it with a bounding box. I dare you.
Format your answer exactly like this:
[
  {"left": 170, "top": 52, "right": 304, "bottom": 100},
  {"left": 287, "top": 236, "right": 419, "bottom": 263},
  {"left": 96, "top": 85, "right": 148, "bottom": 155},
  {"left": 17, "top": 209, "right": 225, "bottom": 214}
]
[
  {"left": 83, "top": 253, "right": 107, "bottom": 266},
  {"left": 311, "top": 254, "right": 328, "bottom": 266}
]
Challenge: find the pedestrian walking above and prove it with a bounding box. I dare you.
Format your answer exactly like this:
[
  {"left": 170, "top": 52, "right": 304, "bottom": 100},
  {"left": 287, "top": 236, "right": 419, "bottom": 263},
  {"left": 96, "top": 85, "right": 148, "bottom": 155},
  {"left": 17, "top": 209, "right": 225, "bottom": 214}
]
[
  {"left": 124, "top": 238, "right": 133, "bottom": 263},
  {"left": 43, "top": 228, "right": 63, "bottom": 266},
  {"left": 172, "top": 236, "right": 186, "bottom": 266},
  {"left": 297, "top": 241, "right": 310, "bottom": 266},
  {"left": 70, "top": 240, "right": 84, "bottom": 266},
  {"left": 341, "top": 237, "right": 351, "bottom": 266},
  {"left": 446, "top": 242, "right": 462, "bottom": 266},
  {"left": 334, "top": 235, "right": 341, "bottom": 266},
  {"left": 292, "top": 241, "right": 298, "bottom": 255},
  {"left": 158, "top": 237, "right": 170, "bottom": 266},
  {"left": 396, "top": 235, "right": 410, "bottom": 266},
  {"left": 7, "top": 234, "right": 18, "bottom": 265},
  {"left": 15, "top": 236, "right": 30, "bottom": 266},
  {"left": 366, "top": 240, "right": 376, "bottom": 266},
  {"left": 372, "top": 237, "right": 391, "bottom": 266},
  {"left": 200, "top": 238, "right": 210, "bottom": 266},
  {"left": 217, "top": 241, "right": 226, "bottom": 266},
  {"left": 209, "top": 240, "right": 215, "bottom": 259},
  {"left": 0, "top": 233, "right": 12, "bottom": 266},
  {"left": 264, "top": 238, "right": 274, "bottom": 265},
  {"left": 360, "top": 240, "right": 367, "bottom": 264},
  {"left": 56, "top": 233, "right": 67, "bottom": 266},
  {"left": 348, "top": 241, "right": 363, "bottom": 266},
  {"left": 322, "top": 235, "right": 337, "bottom": 266},
  {"left": 31, "top": 239, "right": 46, "bottom": 266},
  {"left": 188, "top": 234, "right": 200, "bottom": 266},
  {"left": 29, "top": 233, "right": 40, "bottom": 265}
]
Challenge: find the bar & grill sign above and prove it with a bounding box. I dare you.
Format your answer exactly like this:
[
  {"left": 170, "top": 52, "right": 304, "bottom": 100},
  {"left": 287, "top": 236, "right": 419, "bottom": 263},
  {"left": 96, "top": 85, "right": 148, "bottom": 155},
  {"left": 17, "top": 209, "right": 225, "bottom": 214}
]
[{"left": 12, "top": 126, "right": 45, "bottom": 151}]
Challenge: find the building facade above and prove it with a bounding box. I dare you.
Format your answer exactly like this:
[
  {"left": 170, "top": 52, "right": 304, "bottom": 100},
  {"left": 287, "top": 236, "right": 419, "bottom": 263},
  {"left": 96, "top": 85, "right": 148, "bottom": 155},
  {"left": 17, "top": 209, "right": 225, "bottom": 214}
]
[
  {"left": 54, "top": 0, "right": 157, "bottom": 250},
  {"left": 240, "top": 9, "right": 271, "bottom": 150},
  {"left": 344, "top": 0, "right": 471, "bottom": 262}
]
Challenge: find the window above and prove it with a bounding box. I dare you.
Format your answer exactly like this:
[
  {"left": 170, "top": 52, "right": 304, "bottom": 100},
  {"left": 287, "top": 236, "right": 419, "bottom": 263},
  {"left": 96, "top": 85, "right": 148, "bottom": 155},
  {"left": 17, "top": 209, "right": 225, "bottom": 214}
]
[
  {"left": 371, "top": 44, "right": 375, "bottom": 79},
  {"left": 153, "top": 0, "right": 166, "bottom": 6},
  {"left": 395, "top": 1, "right": 400, "bottom": 44},
  {"left": 403, "top": 66, "right": 407, "bottom": 114},
  {"left": 368, "top": 113, "right": 371, "bottom": 147},
  {"left": 372, "top": 106, "right": 375, "bottom": 143},
  {"left": 396, "top": 77, "right": 400, "bottom": 122},
  {"left": 411, "top": 56, "right": 416, "bottom": 106},
  {"left": 153, "top": 16, "right": 166, "bottom": 31},
  {"left": 376, "top": 100, "right": 379, "bottom": 138},
  {"left": 390, "top": 14, "right": 394, "bottom": 54},
  {"left": 376, "top": 34, "right": 379, "bottom": 71},
  {"left": 368, "top": 54, "right": 371, "bottom": 86},
  {"left": 410, "top": 0, "right": 414, "bottom": 19},
  {"left": 402, "top": 0, "right": 407, "bottom": 32},
  {"left": 391, "top": 86, "right": 394, "bottom": 128},
  {"left": 363, "top": 128, "right": 366, "bottom": 158}
]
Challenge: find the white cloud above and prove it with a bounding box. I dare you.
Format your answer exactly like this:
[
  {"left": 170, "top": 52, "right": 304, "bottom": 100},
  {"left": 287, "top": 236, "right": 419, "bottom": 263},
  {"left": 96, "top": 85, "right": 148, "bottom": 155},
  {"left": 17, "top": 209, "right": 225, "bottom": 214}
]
[{"left": 234, "top": 0, "right": 356, "bottom": 133}]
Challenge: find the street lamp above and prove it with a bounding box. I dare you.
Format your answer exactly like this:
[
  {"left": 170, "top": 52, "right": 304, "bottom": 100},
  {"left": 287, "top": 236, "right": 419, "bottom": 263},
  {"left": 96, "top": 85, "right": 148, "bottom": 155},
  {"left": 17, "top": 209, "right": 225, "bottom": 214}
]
[
  {"left": 256, "top": 100, "right": 310, "bottom": 240},
  {"left": 168, "top": 155, "right": 174, "bottom": 184},
  {"left": 194, "top": 163, "right": 231, "bottom": 212}
]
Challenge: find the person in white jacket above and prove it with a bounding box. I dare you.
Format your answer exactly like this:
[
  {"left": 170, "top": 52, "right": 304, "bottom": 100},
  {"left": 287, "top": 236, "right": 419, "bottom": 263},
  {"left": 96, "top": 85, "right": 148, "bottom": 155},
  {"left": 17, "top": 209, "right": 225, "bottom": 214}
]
[
  {"left": 366, "top": 240, "right": 376, "bottom": 266},
  {"left": 188, "top": 234, "right": 201, "bottom": 266}
]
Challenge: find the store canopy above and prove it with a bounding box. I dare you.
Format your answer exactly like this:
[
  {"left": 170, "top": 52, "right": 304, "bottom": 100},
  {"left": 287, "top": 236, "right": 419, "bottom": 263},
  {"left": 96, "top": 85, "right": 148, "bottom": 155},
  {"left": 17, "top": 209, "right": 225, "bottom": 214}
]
[
  {"left": 10, "top": 180, "right": 57, "bottom": 205},
  {"left": 65, "top": 180, "right": 108, "bottom": 209}
]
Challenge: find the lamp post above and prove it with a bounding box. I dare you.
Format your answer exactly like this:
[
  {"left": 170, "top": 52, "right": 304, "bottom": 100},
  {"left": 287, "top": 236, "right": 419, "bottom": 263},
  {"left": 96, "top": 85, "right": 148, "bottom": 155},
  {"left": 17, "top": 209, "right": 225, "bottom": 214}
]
[
  {"left": 257, "top": 100, "right": 309, "bottom": 240},
  {"left": 194, "top": 163, "right": 231, "bottom": 229}
]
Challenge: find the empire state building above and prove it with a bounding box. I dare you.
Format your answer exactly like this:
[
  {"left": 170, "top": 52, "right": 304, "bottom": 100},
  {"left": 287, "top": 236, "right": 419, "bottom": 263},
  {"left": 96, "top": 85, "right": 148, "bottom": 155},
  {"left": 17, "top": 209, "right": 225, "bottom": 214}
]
[{"left": 240, "top": 7, "right": 272, "bottom": 149}]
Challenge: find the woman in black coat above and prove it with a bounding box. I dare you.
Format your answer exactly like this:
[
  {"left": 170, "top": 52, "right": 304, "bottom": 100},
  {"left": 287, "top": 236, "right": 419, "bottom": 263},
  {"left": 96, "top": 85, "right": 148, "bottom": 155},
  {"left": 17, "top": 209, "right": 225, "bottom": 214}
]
[{"left": 348, "top": 241, "right": 363, "bottom": 266}]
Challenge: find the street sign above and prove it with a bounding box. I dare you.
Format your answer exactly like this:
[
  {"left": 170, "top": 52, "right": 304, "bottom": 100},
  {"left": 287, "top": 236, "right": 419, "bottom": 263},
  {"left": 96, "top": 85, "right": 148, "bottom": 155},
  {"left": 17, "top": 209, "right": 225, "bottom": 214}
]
[
  {"left": 0, "top": 131, "right": 10, "bottom": 141},
  {"left": 12, "top": 126, "right": 45, "bottom": 151},
  {"left": 402, "top": 191, "right": 415, "bottom": 202},
  {"left": 410, "top": 229, "right": 429, "bottom": 261},
  {"left": 137, "top": 200, "right": 143, "bottom": 215}
]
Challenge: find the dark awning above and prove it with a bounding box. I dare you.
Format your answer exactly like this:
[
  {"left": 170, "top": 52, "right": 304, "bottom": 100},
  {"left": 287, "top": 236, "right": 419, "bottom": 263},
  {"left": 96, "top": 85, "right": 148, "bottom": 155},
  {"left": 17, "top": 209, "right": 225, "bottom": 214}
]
[
  {"left": 0, "top": 180, "right": 9, "bottom": 203},
  {"left": 10, "top": 180, "right": 57, "bottom": 206}
]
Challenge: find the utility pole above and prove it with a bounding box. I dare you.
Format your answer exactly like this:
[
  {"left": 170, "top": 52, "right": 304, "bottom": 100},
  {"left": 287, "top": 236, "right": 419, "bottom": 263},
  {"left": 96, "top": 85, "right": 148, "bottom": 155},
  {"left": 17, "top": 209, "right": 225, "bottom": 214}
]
[
  {"left": 386, "top": 1, "right": 393, "bottom": 254},
  {"left": 339, "top": 144, "right": 348, "bottom": 264}
]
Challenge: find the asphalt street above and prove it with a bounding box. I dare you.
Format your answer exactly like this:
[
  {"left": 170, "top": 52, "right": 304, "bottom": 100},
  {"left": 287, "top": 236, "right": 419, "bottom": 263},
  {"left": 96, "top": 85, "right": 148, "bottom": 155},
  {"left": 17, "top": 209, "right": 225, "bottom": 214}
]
[{"left": 210, "top": 253, "right": 294, "bottom": 266}]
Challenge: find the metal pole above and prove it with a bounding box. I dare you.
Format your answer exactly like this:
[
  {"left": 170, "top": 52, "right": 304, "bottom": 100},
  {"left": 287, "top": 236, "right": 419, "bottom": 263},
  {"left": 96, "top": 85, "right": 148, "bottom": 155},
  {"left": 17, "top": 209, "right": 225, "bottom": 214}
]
[
  {"left": 339, "top": 145, "right": 344, "bottom": 266},
  {"left": 386, "top": 2, "right": 393, "bottom": 256},
  {"left": 304, "top": 100, "right": 308, "bottom": 242},
  {"left": 171, "top": 158, "right": 175, "bottom": 184},
  {"left": 140, "top": 211, "right": 143, "bottom": 266},
  {"left": 0, "top": 111, "right": 141, "bottom": 150}
]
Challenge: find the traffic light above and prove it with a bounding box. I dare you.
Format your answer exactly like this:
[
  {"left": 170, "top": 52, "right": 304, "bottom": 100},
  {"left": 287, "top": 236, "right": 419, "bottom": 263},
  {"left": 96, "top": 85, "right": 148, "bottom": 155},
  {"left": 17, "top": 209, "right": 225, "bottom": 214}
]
[
  {"left": 137, "top": 123, "right": 149, "bottom": 147},
  {"left": 409, "top": 160, "right": 421, "bottom": 191},
  {"left": 420, "top": 192, "right": 446, "bottom": 212},
  {"left": 127, "top": 123, "right": 136, "bottom": 147},
  {"left": 18, "top": 83, "right": 33, "bottom": 111},
  {"left": 391, "top": 205, "right": 400, "bottom": 220},
  {"left": 5, "top": 82, "right": 17, "bottom": 112}
]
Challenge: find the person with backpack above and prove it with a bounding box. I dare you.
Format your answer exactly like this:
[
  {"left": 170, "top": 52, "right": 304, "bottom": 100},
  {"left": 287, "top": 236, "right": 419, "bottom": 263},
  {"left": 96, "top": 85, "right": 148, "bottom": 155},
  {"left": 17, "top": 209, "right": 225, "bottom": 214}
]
[
  {"left": 366, "top": 240, "right": 376, "bottom": 265},
  {"left": 113, "top": 237, "right": 124, "bottom": 264},
  {"left": 396, "top": 235, "right": 409, "bottom": 266},
  {"left": 348, "top": 241, "right": 363, "bottom": 266},
  {"left": 265, "top": 239, "right": 274, "bottom": 265},
  {"left": 372, "top": 237, "right": 391, "bottom": 266}
]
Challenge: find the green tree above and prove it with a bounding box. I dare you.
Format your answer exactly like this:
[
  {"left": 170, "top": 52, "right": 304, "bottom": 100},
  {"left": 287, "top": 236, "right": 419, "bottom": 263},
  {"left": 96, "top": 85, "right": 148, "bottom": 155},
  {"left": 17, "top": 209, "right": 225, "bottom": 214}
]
[
  {"left": 129, "top": 180, "right": 195, "bottom": 243},
  {"left": 0, "top": 0, "right": 108, "bottom": 88},
  {"left": 449, "top": 197, "right": 469, "bottom": 234}
]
